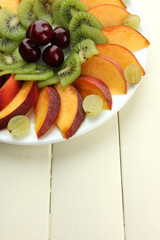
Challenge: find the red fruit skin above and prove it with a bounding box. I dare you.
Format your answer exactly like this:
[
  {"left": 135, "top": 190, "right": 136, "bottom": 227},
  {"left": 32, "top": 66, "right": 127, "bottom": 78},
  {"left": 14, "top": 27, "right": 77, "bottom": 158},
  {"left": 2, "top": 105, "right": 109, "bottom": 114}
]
[
  {"left": 52, "top": 27, "right": 70, "bottom": 49},
  {"left": 19, "top": 39, "right": 41, "bottom": 62},
  {"left": 35, "top": 87, "right": 61, "bottom": 139},
  {"left": 65, "top": 88, "right": 86, "bottom": 139},
  {"left": 42, "top": 45, "right": 64, "bottom": 67},
  {"left": 30, "top": 20, "right": 53, "bottom": 46},
  {"left": 0, "top": 74, "right": 11, "bottom": 88},
  {"left": 0, "top": 81, "right": 39, "bottom": 129},
  {"left": 73, "top": 75, "right": 112, "bottom": 110},
  {"left": 0, "top": 75, "right": 21, "bottom": 110}
]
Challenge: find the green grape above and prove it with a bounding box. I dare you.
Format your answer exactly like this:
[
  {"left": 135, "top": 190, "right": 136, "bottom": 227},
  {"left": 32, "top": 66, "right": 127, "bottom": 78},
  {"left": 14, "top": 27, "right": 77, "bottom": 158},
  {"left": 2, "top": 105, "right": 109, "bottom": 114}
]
[
  {"left": 7, "top": 115, "right": 31, "bottom": 136},
  {"left": 83, "top": 94, "right": 103, "bottom": 115},
  {"left": 123, "top": 14, "right": 140, "bottom": 29},
  {"left": 124, "top": 64, "right": 142, "bottom": 85}
]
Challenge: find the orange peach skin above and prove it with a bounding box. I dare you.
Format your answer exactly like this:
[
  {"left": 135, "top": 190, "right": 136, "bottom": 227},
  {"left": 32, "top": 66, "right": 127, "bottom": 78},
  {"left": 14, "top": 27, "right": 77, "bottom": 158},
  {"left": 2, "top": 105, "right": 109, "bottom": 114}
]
[
  {"left": 55, "top": 83, "right": 85, "bottom": 139},
  {"left": 88, "top": 4, "right": 130, "bottom": 28},
  {"left": 80, "top": 0, "right": 126, "bottom": 9},
  {"left": 102, "top": 25, "right": 150, "bottom": 52},
  {"left": 34, "top": 86, "right": 61, "bottom": 139},
  {"left": 0, "top": 75, "right": 21, "bottom": 110},
  {"left": 0, "top": 81, "right": 39, "bottom": 129},
  {"left": 97, "top": 43, "right": 145, "bottom": 75},
  {"left": 0, "top": 0, "right": 20, "bottom": 13},
  {"left": 81, "top": 55, "right": 127, "bottom": 95},
  {"left": 73, "top": 75, "right": 112, "bottom": 110}
]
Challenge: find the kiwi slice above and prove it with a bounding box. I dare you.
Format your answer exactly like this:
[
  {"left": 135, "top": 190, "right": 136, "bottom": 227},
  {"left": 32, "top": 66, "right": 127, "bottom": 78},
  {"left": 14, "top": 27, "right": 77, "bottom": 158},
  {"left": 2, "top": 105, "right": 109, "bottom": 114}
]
[
  {"left": 58, "top": 52, "right": 81, "bottom": 89},
  {"left": 0, "top": 63, "right": 37, "bottom": 76},
  {"left": 18, "top": 0, "right": 37, "bottom": 29},
  {"left": 14, "top": 64, "right": 54, "bottom": 81},
  {"left": 0, "top": 35, "right": 18, "bottom": 54},
  {"left": 33, "top": 0, "right": 54, "bottom": 25},
  {"left": 69, "top": 12, "right": 103, "bottom": 32},
  {"left": 71, "top": 24, "right": 108, "bottom": 47},
  {"left": 0, "top": 48, "right": 26, "bottom": 70},
  {"left": 59, "top": 0, "right": 88, "bottom": 29},
  {"left": 52, "top": 0, "right": 64, "bottom": 25},
  {"left": 0, "top": 7, "right": 26, "bottom": 41},
  {"left": 72, "top": 39, "right": 99, "bottom": 63},
  {"left": 38, "top": 74, "right": 59, "bottom": 88},
  {"left": 0, "top": 70, "right": 12, "bottom": 77}
]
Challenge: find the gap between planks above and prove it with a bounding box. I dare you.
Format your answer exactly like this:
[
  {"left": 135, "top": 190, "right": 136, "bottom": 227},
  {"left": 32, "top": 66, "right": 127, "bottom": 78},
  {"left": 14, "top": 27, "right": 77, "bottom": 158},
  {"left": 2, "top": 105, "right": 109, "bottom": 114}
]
[
  {"left": 49, "top": 114, "right": 126, "bottom": 240},
  {"left": 118, "top": 112, "right": 126, "bottom": 240},
  {"left": 48, "top": 144, "right": 54, "bottom": 240}
]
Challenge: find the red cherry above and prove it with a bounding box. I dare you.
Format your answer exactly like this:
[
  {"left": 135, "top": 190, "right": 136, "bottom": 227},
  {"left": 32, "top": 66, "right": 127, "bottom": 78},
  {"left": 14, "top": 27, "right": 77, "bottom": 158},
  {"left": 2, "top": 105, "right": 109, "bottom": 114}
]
[
  {"left": 29, "top": 20, "right": 53, "bottom": 46},
  {"left": 19, "top": 39, "right": 41, "bottom": 62},
  {"left": 42, "top": 45, "right": 64, "bottom": 67},
  {"left": 52, "top": 27, "right": 70, "bottom": 49}
]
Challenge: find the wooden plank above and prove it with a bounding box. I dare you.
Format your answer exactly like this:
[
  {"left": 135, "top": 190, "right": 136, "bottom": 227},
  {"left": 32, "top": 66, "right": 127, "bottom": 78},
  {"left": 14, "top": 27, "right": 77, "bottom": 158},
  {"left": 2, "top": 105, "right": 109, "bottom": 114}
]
[
  {"left": 50, "top": 116, "right": 124, "bottom": 240},
  {"left": 0, "top": 143, "right": 51, "bottom": 240},
  {"left": 119, "top": 0, "right": 160, "bottom": 239}
]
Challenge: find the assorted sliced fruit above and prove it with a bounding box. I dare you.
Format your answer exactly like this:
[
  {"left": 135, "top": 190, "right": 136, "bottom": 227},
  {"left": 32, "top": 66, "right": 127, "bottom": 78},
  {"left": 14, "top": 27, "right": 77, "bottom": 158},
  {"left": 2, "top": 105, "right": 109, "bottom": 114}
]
[{"left": 0, "top": 0, "right": 150, "bottom": 140}]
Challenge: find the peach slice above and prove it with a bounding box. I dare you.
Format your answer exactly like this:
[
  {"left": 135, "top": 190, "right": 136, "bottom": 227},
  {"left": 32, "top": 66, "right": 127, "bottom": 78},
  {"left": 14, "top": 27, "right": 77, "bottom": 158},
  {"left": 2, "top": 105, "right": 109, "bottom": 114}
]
[
  {"left": 0, "top": 75, "right": 21, "bottom": 110},
  {"left": 0, "top": 81, "right": 39, "bottom": 129},
  {"left": 73, "top": 75, "right": 112, "bottom": 110},
  {"left": 81, "top": 55, "right": 127, "bottom": 95},
  {"left": 0, "top": 73, "right": 11, "bottom": 88},
  {"left": 88, "top": 4, "right": 130, "bottom": 28},
  {"left": 80, "top": 0, "right": 126, "bottom": 9},
  {"left": 55, "top": 83, "right": 85, "bottom": 139},
  {"left": 102, "top": 25, "right": 150, "bottom": 52},
  {"left": 97, "top": 43, "right": 145, "bottom": 75},
  {"left": 0, "top": 0, "right": 20, "bottom": 13},
  {"left": 34, "top": 86, "right": 61, "bottom": 139}
]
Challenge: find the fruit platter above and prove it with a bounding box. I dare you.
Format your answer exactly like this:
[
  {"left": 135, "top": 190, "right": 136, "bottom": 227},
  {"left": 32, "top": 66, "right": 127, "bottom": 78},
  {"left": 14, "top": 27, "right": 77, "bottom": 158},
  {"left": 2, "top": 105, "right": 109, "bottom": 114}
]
[{"left": 0, "top": 0, "right": 150, "bottom": 145}]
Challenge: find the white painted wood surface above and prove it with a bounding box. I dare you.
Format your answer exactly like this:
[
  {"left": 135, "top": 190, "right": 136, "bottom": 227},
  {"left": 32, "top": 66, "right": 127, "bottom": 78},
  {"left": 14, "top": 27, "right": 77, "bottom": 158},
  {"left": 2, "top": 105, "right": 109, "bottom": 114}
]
[
  {"left": 50, "top": 116, "right": 124, "bottom": 240},
  {"left": 0, "top": 144, "right": 51, "bottom": 240},
  {"left": 119, "top": 0, "right": 160, "bottom": 239},
  {"left": 0, "top": 1, "right": 159, "bottom": 240}
]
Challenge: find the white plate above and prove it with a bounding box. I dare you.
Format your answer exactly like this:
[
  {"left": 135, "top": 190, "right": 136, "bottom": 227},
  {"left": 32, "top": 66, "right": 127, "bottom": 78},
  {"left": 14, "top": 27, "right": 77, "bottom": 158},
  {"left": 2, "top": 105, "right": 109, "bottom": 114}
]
[{"left": 0, "top": 1, "right": 149, "bottom": 145}]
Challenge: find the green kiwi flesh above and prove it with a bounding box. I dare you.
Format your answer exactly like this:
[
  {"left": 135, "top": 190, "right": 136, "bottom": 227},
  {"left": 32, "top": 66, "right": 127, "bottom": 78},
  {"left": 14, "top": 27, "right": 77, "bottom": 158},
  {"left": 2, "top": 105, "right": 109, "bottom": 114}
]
[
  {"left": 69, "top": 12, "right": 104, "bottom": 32},
  {"left": 0, "top": 70, "right": 11, "bottom": 76},
  {"left": 0, "top": 7, "right": 26, "bottom": 41},
  {"left": 0, "top": 35, "right": 18, "bottom": 53},
  {"left": 0, "top": 63, "right": 36, "bottom": 76},
  {"left": 72, "top": 39, "right": 99, "bottom": 63},
  {"left": 0, "top": 48, "right": 26, "bottom": 70},
  {"left": 59, "top": 0, "right": 88, "bottom": 29},
  {"left": 38, "top": 74, "right": 59, "bottom": 88},
  {"left": 58, "top": 52, "right": 81, "bottom": 89},
  {"left": 18, "top": 0, "right": 37, "bottom": 28},
  {"left": 14, "top": 64, "right": 54, "bottom": 81},
  {"left": 71, "top": 24, "right": 108, "bottom": 47},
  {"left": 33, "top": 0, "right": 54, "bottom": 25},
  {"left": 52, "top": 0, "right": 64, "bottom": 25}
]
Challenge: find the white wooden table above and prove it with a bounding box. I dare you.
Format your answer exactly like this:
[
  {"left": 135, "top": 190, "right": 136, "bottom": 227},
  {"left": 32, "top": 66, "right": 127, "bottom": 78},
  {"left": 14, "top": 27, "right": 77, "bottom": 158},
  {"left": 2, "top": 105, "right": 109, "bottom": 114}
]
[{"left": 0, "top": 1, "right": 160, "bottom": 239}]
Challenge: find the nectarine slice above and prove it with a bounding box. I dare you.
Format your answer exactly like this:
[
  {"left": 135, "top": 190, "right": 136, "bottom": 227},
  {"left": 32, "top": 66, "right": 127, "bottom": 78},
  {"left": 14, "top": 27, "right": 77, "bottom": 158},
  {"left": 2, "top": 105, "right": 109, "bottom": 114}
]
[
  {"left": 81, "top": 55, "right": 127, "bottom": 95},
  {"left": 73, "top": 75, "right": 112, "bottom": 110},
  {"left": 0, "top": 0, "right": 20, "bottom": 13},
  {"left": 0, "top": 81, "right": 39, "bottom": 129},
  {"left": 88, "top": 4, "right": 130, "bottom": 28},
  {"left": 102, "top": 25, "right": 150, "bottom": 52},
  {"left": 97, "top": 43, "right": 145, "bottom": 75},
  {"left": 34, "top": 86, "right": 61, "bottom": 138},
  {"left": 80, "top": 0, "right": 126, "bottom": 9},
  {"left": 0, "top": 75, "right": 21, "bottom": 110},
  {"left": 55, "top": 83, "right": 85, "bottom": 139}
]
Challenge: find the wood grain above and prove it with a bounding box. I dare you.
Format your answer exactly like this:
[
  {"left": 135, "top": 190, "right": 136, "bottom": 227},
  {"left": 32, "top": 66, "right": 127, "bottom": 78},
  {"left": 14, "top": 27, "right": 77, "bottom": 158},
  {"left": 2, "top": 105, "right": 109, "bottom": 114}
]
[
  {"left": 0, "top": 143, "right": 51, "bottom": 240},
  {"left": 119, "top": 0, "right": 160, "bottom": 239},
  {"left": 50, "top": 116, "right": 124, "bottom": 240}
]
